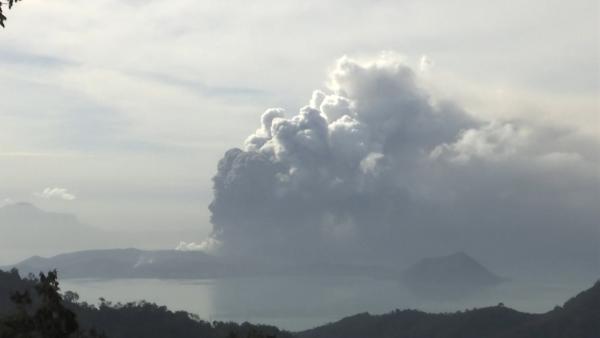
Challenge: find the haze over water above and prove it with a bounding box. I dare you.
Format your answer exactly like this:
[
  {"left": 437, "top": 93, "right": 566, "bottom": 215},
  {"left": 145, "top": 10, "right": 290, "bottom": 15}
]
[{"left": 61, "top": 276, "right": 591, "bottom": 331}]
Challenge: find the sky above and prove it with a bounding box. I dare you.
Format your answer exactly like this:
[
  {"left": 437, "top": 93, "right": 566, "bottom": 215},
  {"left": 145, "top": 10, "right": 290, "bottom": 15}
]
[{"left": 0, "top": 0, "right": 598, "bottom": 270}]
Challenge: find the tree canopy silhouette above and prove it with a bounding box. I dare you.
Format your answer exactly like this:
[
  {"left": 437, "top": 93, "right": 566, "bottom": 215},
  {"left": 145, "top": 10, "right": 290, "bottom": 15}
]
[
  {"left": 0, "top": 269, "right": 290, "bottom": 338},
  {"left": 0, "top": 0, "right": 22, "bottom": 28},
  {"left": 0, "top": 270, "right": 105, "bottom": 338}
]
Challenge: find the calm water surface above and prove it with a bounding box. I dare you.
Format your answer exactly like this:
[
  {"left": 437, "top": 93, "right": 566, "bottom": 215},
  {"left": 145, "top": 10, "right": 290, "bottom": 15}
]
[{"left": 61, "top": 276, "right": 589, "bottom": 331}]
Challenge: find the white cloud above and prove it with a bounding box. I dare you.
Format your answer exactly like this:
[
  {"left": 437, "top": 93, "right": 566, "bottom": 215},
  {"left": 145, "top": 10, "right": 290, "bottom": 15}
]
[
  {"left": 419, "top": 55, "right": 434, "bottom": 72},
  {"left": 175, "top": 238, "right": 222, "bottom": 254},
  {"left": 431, "top": 121, "right": 532, "bottom": 163},
  {"left": 34, "top": 187, "right": 76, "bottom": 201}
]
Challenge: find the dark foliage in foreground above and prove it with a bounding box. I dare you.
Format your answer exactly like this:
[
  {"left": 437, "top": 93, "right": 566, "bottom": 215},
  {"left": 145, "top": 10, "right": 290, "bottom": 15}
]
[
  {"left": 1, "top": 269, "right": 598, "bottom": 338},
  {"left": 297, "top": 280, "right": 600, "bottom": 338},
  {"left": 74, "top": 299, "right": 288, "bottom": 338},
  {"left": 0, "top": 269, "right": 290, "bottom": 338},
  {"left": 0, "top": 0, "right": 22, "bottom": 27},
  {"left": 0, "top": 269, "right": 104, "bottom": 337}
]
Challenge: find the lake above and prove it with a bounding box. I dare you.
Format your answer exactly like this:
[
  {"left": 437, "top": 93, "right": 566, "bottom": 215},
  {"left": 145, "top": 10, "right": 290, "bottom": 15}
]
[{"left": 61, "top": 276, "right": 590, "bottom": 331}]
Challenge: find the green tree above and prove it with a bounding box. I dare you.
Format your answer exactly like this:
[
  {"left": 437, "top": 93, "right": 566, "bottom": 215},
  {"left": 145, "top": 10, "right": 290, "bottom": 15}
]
[{"left": 0, "top": 270, "right": 105, "bottom": 338}]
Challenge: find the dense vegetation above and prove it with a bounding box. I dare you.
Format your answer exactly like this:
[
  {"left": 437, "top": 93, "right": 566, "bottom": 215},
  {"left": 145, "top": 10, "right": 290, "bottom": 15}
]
[
  {"left": 297, "top": 281, "right": 600, "bottom": 338},
  {"left": 1, "top": 269, "right": 598, "bottom": 338},
  {"left": 0, "top": 269, "right": 104, "bottom": 337},
  {"left": 0, "top": 269, "right": 290, "bottom": 338}
]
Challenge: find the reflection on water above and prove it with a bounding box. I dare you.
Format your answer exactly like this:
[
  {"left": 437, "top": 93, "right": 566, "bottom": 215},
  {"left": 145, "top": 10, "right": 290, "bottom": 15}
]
[{"left": 60, "top": 276, "right": 590, "bottom": 331}]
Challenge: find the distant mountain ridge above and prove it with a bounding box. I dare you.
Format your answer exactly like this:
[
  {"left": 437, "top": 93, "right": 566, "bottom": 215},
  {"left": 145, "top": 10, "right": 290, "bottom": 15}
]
[
  {"left": 9, "top": 248, "right": 402, "bottom": 280},
  {"left": 1, "top": 201, "right": 74, "bottom": 219},
  {"left": 10, "top": 248, "right": 234, "bottom": 279},
  {"left": 0, "top": 202, "right": 90, "bottom": 232},
  {"left": 402, "top": 252, "right": 504, "bottom": 285},
  {"left": 400, "top": 252, "right": 505, "bottom": 299},
  {"left": 0, "top": 203, "right": 213, "bottom": 267},
  {"left": 297, "top": 280, "right": 600, "bottom": 338},
  {"left": 0, "top": 202, "right": 107, "bottom": 265},
  {"left": 9, "top": 249, "right": 507, "bottom": 286}
]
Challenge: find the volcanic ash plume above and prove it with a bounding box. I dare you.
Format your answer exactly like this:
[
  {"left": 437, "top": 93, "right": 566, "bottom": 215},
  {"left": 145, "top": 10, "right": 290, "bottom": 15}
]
[{"left": 206, "top": 55, "right": 600, "bottom": 271}]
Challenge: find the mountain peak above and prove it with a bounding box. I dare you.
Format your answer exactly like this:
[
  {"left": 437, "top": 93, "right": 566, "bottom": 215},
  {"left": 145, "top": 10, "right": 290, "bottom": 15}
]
[
  {"left": 401, "top": 252, "right": 504, "bottom": 298},
  {"left": 426, "top": 251, "right": 483, "bottom": 268},
  {"left": 0, "top": 202, "right": 43, "bottom": 216},
  {"left": 1, "top": 202, "right": 39, "bottom": 210}
]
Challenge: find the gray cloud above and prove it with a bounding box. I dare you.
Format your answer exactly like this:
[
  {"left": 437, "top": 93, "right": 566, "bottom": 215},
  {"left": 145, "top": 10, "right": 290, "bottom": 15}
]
[
  {"left": 207, "top": 55, "right": 599, "bottom": 278},
  {"left": 0, "top": 48, "right": 75, "bottom": 68},
  {"left": 129, "top": 70, "right": 269, "bottom": 99}
]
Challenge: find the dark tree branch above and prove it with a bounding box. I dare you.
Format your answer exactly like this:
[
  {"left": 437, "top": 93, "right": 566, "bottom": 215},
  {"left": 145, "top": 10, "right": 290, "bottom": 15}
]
[{"left": 0, "top": 0, "right": 23, "bottom": 28}]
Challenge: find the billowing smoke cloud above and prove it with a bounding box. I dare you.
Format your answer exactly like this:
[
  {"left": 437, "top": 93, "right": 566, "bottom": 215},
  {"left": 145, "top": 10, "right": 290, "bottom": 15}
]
[{"left": 207, "top": 55, "right": 599, "bottom": 275}]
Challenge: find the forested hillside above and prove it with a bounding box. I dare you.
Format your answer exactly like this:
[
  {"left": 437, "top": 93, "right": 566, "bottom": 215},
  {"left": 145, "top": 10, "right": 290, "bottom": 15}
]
[
  {"left": 298, "top": 281, "right": 600, "bottom": 338},
  {"left": 1, "top": 269, "right": 598, "bottom": 338},
  {"left": 0, "top": 269, "right": 291, "bottom": 338}
]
